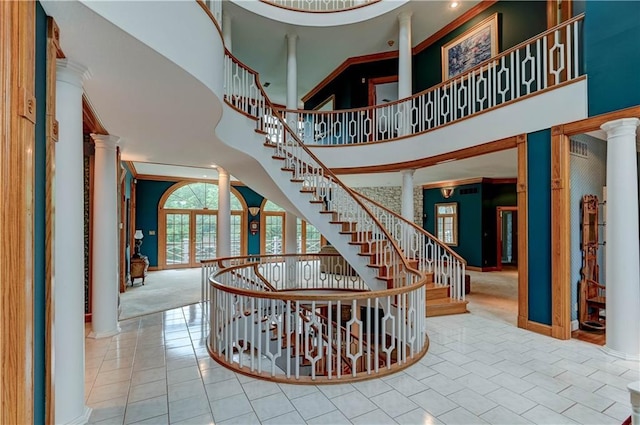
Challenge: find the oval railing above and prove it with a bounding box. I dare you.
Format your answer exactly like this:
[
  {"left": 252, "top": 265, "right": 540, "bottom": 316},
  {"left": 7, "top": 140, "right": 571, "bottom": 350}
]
[
  {"left": 355, "top": 193, "right": 467, "bottom": 301},
  {"left": 203, "top": 254, "right": 427, "bottom": 383},
  {"left": 260, "top": 0, "right": 379, "bottom": 13},
  {"left": 275, "top": 15, "right": 584, "bottom": 146}
]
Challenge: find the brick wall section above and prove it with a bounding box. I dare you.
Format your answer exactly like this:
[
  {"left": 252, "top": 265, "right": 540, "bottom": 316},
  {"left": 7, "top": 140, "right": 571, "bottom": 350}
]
[{"left": 352, "top": 186, "right": 423, "bottom": 225}]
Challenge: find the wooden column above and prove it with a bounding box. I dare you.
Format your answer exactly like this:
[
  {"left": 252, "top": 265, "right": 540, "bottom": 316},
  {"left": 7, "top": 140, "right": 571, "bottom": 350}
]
[
  {"left": 516, "top": 134, "right": 529, "bottom": 331},
  {"left": 551, "top": 126, "right": 571, "bottom": 339},
  {"left": 0, "top": 1, "right": 36, "bottom": 424}
]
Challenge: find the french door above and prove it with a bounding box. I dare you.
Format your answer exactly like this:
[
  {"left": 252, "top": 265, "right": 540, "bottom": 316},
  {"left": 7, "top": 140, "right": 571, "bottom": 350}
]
[{"left": 163, "top": 210, "right": 242, "bottom": 268}]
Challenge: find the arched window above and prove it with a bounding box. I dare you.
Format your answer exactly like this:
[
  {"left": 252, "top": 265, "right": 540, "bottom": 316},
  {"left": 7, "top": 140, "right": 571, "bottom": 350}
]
[{"left": 159, "top": 182, "right": 246, "bottom": 268}]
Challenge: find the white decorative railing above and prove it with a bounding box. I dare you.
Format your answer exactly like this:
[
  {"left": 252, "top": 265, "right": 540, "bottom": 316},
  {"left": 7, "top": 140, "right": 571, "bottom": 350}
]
[
  {"left": 260, "top": 0, "right": 378, "bottom": 13},
  {"left": 224, "top": 49, "right": 419, "bottom": 292},
  {"left": 355, "top": 194, "right": 467, "bottom": 301},
  {"left": 203, "top": 254, "right": 427, "bottom": 383},
  {"left": 204, "top": 0, "right": 222, "bottom": 27},
  {"left": 277, "top": 15, "right": 584, "bottom": 146}
]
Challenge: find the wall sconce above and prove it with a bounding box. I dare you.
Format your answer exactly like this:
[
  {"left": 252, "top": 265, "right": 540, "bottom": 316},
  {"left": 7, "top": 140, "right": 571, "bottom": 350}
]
[
  {"left": 248, "top": 207, "right": 260, "bottom": 216},
  {"left": 441, "top": 187, "right": 455, "bottom": 199},
  {"left": 133, "top": 229, "right": 144, "bottom": 257}
]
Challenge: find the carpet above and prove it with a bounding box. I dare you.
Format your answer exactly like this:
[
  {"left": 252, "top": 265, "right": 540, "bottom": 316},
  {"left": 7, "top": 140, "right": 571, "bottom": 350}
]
[{"left": 119, "top": 267, "right": 202, "bottom": 320}]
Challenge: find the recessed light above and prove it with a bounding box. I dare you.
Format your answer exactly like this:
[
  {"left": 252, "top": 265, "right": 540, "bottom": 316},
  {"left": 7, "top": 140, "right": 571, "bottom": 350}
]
[
  {"left": 450, "top": 1, "right": 459, "bottom": 8},
  {"left": 202, "top": 174, "right": 208, "bottom": 177},
  {"left": 263, "top": 82, "right": 271, "bottom": 87},
  {"left": 210, "top": 164, "right": 217, "bottom": 168}
]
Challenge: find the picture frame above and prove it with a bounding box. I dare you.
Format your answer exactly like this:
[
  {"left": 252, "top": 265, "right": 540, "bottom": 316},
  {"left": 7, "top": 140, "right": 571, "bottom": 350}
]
[{"left": 441, "top": 13, "right": 499, "bottom": 81}]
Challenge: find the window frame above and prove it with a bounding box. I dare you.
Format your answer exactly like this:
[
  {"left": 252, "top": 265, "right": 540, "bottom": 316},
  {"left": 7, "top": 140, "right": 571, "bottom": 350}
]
[{"left": 435, "top": 202, "right": 458, "bottom": 246}]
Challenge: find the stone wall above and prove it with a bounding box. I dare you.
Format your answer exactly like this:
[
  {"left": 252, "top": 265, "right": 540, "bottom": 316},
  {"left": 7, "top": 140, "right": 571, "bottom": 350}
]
[{"left": 352, "top": 186, "right": 423, "bottom": 225}]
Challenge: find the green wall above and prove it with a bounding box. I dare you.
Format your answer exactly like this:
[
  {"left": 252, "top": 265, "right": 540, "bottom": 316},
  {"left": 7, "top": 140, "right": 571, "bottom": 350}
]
[
  {"left": 34, "top": 2, "right": 47, "bottom": 422},
  {"left": 423, "top": 183, "right": 483, "bottom": 267},
  {"left": 527, "top": 129, "right": 552, "bottom": 325},
  {"left": 423, "top": 182, "right": 517, "bottom": 268},
  {"left": 234, "top": 185, "right": 265, "bottom": 255},
  {"left": 584, "top": 1, "right": 640, "bottom": 116},
  {"left": 135, "top": 180, "right": 175, "bottom": 266}
]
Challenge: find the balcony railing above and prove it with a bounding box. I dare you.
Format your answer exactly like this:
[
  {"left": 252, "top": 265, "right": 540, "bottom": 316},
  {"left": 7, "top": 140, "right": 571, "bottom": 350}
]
[
  {"left": 260, "top": 0, "right": 379, "bottom": 13},
  {"left": 276, "top": 14, "right": 584, "bottom": 146}
]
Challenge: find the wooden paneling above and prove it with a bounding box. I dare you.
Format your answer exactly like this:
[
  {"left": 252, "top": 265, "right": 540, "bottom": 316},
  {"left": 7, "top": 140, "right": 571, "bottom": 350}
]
[
  {"left": 516, "top": 134, "right": 529, "bottom": 330},
  {"left": 550, "top": 127, "right": 571, "bottom": 339},
  {"left": 563, "top": 105, "right": 640, "bottom": 135},
  {"left": 45, "top": 16, "right": 58, "bottom": 425},
  {"left": 0, "top": 2, "right": 36, "bottom": 424}
]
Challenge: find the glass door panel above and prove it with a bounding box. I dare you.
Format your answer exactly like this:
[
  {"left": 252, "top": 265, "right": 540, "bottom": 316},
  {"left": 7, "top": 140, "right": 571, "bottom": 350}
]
[
  {"left": 195, "top": 213, "right": 217, "bottom": 263},
  {"left": 230, "top": 213, "right": 242, "bottom": 256},
  {"left": 264, "top": 214, "right": 284, "bottom": 254},
  {"left": 166, "top": 213, "right": 190, "bottom": 266}
]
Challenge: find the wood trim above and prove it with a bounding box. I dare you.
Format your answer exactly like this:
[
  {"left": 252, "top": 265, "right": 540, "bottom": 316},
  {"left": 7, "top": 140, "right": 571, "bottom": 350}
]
[
  {"left": 333, "top": 136, "right": 518, "bottom": 175},
  {"left": 118, "top": 150, "right": 127, "bottom": 293},
  {"left": 496, "top": 206, "right": 518, "bottom": 271},
  {"left": 0, "top": 2, "right": 35, "bottom": 423},
  {"left": 126, "top": 160, "right": 138, "bottom": 177},
  {"left": 45, "top": 17, "right": 58, "bottom": 425},
  {"left": 466, "top": 265, "right": 501, "bottom": 272},
  {"left": 550, "top": 129, "right": 572, "bottom": 340},
  {"left": 82, "top": 95, "right": 108, "bottom": 135},
  {"left": 195, "top": 0, "right": 224, "bottom": 42},
  {"left": 547, "top": 0, "right": 573, "bottom": 29},
  {"left": 87, "top": 149, "right": 95, "bottom": 316},
  {"left": 84, "top": 313, "right": 92, "bottom": 323},
  {"left": 413, "top": 1, "right": 499, "bottom": 55},
  {"left": 516, "top": 134, "right": 529, "bottom": 331},
  {"left": 526, "top": 320, "right": 553, "bottom": 336},
  {"left": 546, "top": 0, "right": 557, "bottom": 29},
  {"left": 563, "top": 105, "right": 640, "bottom": 135},
  {"left": 302, "top": 51, "right": 399, "bottom": 104},
  {"left": 422, "top": 177, "right": 517, "bottom": 190},
  {"left": 313, "top": 94, "right": 335, "bottom": 111}
]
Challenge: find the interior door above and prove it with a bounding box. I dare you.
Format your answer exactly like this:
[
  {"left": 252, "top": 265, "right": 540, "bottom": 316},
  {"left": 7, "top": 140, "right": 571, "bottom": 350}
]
[{"left": 194, "top": 212, "right": 217, "bottom": 264}]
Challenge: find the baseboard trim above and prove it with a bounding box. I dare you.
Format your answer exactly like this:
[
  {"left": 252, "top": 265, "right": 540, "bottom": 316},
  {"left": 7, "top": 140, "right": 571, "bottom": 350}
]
[
  {"left": 87, "top": 326, "right": 121, "bottom": 339},
  {"left": 64, "top": 406, "right": 92, "bottom": 425},
  {"left": 526, "top": 320, "right": 552, "bottom": 336},
  {"left": 601, "top": 345, "right": 640, "bottom": 362},
  {"left": 466, "top": 266, "right": 500, "bottom": 272},
  {"left": 571, "top": 320, "right": 579, "bottom": 331}
]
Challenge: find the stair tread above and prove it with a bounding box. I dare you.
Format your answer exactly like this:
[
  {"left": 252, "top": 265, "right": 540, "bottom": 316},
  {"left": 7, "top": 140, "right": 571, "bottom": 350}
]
[{"left": 426, "top": 298, "right": 468, "bottom": 306}]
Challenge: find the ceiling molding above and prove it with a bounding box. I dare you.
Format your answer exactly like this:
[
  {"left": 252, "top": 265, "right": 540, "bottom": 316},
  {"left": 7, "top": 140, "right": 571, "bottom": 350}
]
[
  {"left": 422, "top": 176, "right": 517, "bottom": 190},
  {"left": 134, "top": 174, "right": 247, "bottom": 186},
  {"left": 82, "top": 94, "right": 108, "bottom": 135}
]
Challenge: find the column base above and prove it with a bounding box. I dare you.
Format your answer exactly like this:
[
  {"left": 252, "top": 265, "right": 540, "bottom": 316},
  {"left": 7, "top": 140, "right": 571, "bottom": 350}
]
[
  {"left": 64, "top": 406, "right": 92, "bottom": 425},
  {"left": 601, "top": 345, "right": 640, "bottom": 362},
  {"left": 88, "top": 325, "right": 121, "bottom": 339}
]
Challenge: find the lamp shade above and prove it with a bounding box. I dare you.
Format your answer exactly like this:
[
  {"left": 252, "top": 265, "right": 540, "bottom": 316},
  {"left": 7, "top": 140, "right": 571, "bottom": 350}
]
[{"left": 134, "top": 230, "right": 144, "bottom": 239}]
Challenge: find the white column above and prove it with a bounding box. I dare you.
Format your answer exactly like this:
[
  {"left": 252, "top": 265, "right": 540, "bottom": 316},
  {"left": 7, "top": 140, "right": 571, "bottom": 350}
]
[
  {"left": 54, "top": 58, "right": 92, "bottom": 425},
  {"left": 398, "top": 11, "right": 413, "bottom": 100},
  {"left": 222, "top": 12, "right": 232, "bottom": 52},
  {"left": 601, "top": 118, "right": 640, "bottom": 361},
  {"left": 217, "top": 167, "right": 231, "bottom": 258},
  {"left": 285, "top": 212, "right": 298, "bottom": 288},
  {"left": 401, "top": 169, "right": 415, "bottom": 222},
  {"left": 89, "top": 134, "right": 121, "bottom": 339},
  {"left": 286, "top": 33, "right": 298, "bottom": 110}
]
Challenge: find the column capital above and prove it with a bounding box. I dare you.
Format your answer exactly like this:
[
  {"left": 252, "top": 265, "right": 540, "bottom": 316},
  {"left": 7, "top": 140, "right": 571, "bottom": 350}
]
[
  {"left": 601, "top": 117, "right": 640, "bottom": 138},
  {"left": 56, "top": 58, "right": 91, "bottom": 88},
  {"left": 400, "top": 169, "right": 415, "bottom": 177},
  {"left": 216, "top": 167, "right": 229, "bottom": 178},
  {"left": 398, "top": 11, "right": 413, "bottom": 24},
  {"left": 286, "top": 33, "right": 298, "bottom": 42},
  {"left": 91, "top": 134, "right": 120, "bottom": 150}
]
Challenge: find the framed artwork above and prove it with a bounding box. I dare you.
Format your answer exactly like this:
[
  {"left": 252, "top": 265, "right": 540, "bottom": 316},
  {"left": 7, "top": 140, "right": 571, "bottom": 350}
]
[{"left": 442, "top": 13, "right": 498, "bottom": 80}]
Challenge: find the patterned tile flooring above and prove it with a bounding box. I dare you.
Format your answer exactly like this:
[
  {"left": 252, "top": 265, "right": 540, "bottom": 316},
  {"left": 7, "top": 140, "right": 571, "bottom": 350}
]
[{"left": 85, "top": 304, "right": 638, "bottom": 424}]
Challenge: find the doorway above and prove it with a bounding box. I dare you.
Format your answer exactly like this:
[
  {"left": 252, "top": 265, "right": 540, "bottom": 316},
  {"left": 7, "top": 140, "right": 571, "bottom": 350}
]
[{"left": 497, "top": 207, "right": 518, "bottom": 270}]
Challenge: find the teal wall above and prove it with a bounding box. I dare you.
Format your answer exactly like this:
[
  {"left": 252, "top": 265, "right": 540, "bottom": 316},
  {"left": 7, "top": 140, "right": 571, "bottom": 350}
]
[
  {"left": 423, "top": 182, "right": 517, "bottom": 268},
  {"left": 423, "top": 183, "right": 484, "bottom": 267},
  {"left": 527, "top": 129, "right": 552, "bottom": 325},
  {"left": 135, "top": 180, "right": 175, "bottom": 266},
  {"left": 34, "top": 2, "right": 47, "bottom": 422},
  {"left": 414, "top": 1, "right": 547, "bottom": 92},
  {"left": 584, "top": 1, "right": 640, "bottom": 116},
  {"left": 234, "top": 185, "right": 265, "bottom": 255},
  {"left": 135, "top": 180, "right": 268, "bottom": 264}
]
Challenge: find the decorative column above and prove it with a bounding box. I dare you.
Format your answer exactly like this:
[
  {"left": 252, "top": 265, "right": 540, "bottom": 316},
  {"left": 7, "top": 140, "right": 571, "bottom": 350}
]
[
  {"left": 401, "top": 169, "right": 415, "bottom": 222},
  {"left": 217, "top": 167, "right": 231, "bottom": 258},
  {"left": 89, "top": 134, "right": 121, "bottom": 339},
  {"left": 629, "top": 382, "right": 640, "bottom": 425},
  {"left": 286, "top": 33, "right": 298, "bottom": 110},
  {"left": 54, "top": 58, "right": 92, "bottom": 424},
  {"left": 601, "top": 118, "right": 640, "bottom": 360},
  {"left": 222, "top": 12, "right": 232, "bottom": 52},
  {"left": 397, "top": 11, "right": 413, "bottom": 100},
  {"left": 285, "top": 212, "right": 298, "bottom": 288}
]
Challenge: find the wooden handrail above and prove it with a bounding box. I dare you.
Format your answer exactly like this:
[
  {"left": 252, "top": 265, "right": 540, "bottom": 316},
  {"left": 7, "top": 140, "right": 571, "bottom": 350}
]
[{"left": 259, "top": 0, "right": 380, "bottom": 13}]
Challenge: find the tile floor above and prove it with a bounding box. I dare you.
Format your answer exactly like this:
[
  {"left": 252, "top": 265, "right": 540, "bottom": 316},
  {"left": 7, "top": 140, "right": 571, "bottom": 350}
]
[{"left": 85, "top": 303, "right": 639, "bottom": 424}]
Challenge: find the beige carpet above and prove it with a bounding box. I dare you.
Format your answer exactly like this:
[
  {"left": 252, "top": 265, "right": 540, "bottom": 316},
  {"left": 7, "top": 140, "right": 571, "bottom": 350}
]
[
  {"left": 119, "top": 267, "right": 202, "bottom": 320},
  {"left": 465, "top": 269, "right": 518, "bottom": 326}
]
